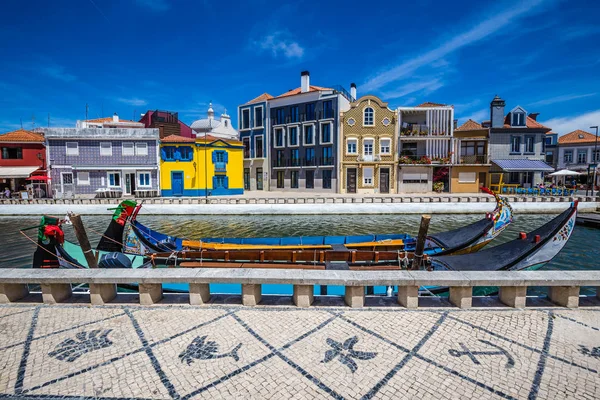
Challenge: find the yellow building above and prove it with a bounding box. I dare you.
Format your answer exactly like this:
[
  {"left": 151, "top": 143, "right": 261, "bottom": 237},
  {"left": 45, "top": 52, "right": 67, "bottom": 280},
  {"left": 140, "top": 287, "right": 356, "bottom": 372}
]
[
  {"left": 451, "top": 119, "right": 490, "bottom": 193},
  {"left": 160, "top": 135, "right": 244, "bottom": 196},
  {"left": 340, "top": 95, "right": 396, "bottom": 193}
]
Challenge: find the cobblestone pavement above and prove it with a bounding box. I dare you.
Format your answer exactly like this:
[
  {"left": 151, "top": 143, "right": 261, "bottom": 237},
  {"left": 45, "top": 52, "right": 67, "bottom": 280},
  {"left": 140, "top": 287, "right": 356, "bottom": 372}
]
[{"left": 0, "top": 303, "right": 598, "bottom": 399}]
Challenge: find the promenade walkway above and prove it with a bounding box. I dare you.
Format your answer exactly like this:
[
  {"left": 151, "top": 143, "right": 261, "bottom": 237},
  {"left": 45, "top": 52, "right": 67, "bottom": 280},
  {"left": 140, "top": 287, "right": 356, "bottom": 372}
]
[{"left": 1, "top": 301, "right": 598, "bottom": 399}]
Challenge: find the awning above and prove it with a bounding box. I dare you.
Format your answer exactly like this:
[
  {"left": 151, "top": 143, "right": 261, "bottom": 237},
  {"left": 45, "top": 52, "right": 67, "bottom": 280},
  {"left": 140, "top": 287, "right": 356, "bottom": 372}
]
[
  {"left": 27, "top": 175, "right": 50, "bottom": 181},
  {"left": 492, "top": 159, "right": 554, "bottom": 172},
  {"left": 0, "top": 166, "right": 40, "bottom": 178}
]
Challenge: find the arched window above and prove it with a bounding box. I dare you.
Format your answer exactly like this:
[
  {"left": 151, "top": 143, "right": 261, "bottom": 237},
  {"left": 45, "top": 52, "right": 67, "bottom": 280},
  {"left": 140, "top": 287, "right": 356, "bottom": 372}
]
[{"left": 363, "top": 107, "right": 374, "bottom": 126}]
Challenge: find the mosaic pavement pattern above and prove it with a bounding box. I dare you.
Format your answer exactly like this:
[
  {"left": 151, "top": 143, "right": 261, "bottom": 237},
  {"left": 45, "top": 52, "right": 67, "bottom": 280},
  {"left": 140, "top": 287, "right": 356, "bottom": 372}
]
[{"left": 0, "top": 304, "right": 598, "bottom": 399}]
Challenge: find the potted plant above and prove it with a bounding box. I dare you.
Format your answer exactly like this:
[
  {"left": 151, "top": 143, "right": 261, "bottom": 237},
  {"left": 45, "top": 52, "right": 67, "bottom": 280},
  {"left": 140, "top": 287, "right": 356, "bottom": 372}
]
[{"left": 433, "top": 182, "right": 444, "bottom": 193}]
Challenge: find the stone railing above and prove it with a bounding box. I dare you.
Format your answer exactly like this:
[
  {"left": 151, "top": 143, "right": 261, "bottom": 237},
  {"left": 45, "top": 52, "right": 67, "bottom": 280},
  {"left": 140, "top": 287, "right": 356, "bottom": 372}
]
[{"left": 0, "top": 269, "right": 598, "bottom": 309}]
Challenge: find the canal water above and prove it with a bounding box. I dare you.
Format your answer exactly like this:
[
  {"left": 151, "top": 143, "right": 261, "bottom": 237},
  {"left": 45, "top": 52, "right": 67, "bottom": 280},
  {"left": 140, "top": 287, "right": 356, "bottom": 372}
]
[{"left": 1, "top": 213, "right": 598, "bottom": 295}]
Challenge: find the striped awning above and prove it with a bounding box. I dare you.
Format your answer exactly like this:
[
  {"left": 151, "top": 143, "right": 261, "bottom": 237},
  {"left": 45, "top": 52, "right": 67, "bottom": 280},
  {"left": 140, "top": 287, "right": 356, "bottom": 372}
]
[
  {"left": 492, "top": 159, "right": 554, "bottom": 172},
  {"left": 0, "top": 166, "right": 40, "bottom": 178}
]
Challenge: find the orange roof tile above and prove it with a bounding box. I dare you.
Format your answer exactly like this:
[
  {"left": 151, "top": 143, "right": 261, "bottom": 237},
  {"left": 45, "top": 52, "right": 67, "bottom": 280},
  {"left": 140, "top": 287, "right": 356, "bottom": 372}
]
[
  {"left": 85, "top": 117, "right": 137, "bottom": 123},
  {"left": 416, "top": 102, "right": 447, "bottom": 107},
  {"left": 160, "top": 134, "right": 195, "bottom": 143},
  {"left": 275, "top": 85, "right": 333, "bottom": 98},
  {"left": 0, "top": 129, "right": 45, "bottom": 143},
  {"left": 456, "top": 119, "right": 484, "bottom": 131},
  {"left": 558, "top": 129, "right": 598, "bottom": 144},
  {"left": 245, "top": 93, "right": 274, "bottom": 104},
  {"left": 502, "top": 114, "right": 551, "bottom": 130}
]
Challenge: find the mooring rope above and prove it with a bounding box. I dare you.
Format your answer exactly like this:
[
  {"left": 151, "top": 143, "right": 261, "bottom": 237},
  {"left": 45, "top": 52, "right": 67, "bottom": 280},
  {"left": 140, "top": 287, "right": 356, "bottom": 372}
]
[{"left": 19, "top": 230, "right": 84, "bottom": 269}]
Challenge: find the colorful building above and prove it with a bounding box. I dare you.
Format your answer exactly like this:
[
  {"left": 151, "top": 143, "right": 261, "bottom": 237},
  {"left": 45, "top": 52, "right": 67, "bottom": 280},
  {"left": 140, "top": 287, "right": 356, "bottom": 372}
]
[
  {"left": 557, "top": 129, "right": 599, "bottom": 187},
  {"left": 451, "top": 119, "right": 490, "bottom": 193},
  {"left": 139, "top": 110, "right": 193, "bottom": 139},
  {"left": 238, "top": 94, "right": 272, "bottom": 191},
  {"left": 0, "top": 129, "right": 47, "bottom": 196},
  {"left": 43, "top": 128, "right": 160, "bottom": 198},
  {"left": 159, "top": 134, "right": 244, "bottom": 196},
  {"left": 339, "top": 94, "right": 397, "bottom": 194}
]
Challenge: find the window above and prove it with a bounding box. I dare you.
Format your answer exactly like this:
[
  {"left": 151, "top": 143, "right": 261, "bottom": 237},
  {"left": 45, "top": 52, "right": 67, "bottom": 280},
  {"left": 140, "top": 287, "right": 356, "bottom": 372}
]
[
  {"left": 277, "top": 171, "right": 285, "bottom": 188},
  {"left": 363, "top": 139, "right": 374, "bottom": 156},
  {"left": 305, "top": 103, "right": 315, "bottom": 120},
  {"left": 304, "top": 125, "right": 314, "bottom": 145},
  {"left": 322, "top": 147, "right": 333, "bottom": 165},
  {"left": 62, "top": 172, "right": 73, "bottom": 185},
  {"left": 289, "top": 127, "right": 298, "bottom": 146},
  {"left": 254, "top": 107, "right": 263, "bottom": 128},
  {"left": 400, "top": 142, "right": 418, "bottom": 156},
  {"left": 291, "top": 149, "right": 300, "bottom": 166},
  {"left": 291, "top": 171, "right": 299, "bottom": 188},
  {"left": 564, "top": 150, "right": 573, "bottom": 163},
  {"left": 255, "top": 136, "right": 264, "bottom": 158},
  {"left": 66, "top": 142, "right": 79, "bottom": 156},
  {"left": 545, "top": 137, "right": 552, "bottom": 145},
  {"left": 136, "top": 142, "right": 148, "bottom": 156},
  {"left": 380, "top": 139, "right": 391, "bottom": 154},
  {"left": 508, "top": 172, "right": 520, "bottom": 184},
  {"left": 305, "top": 170, "right": 314, "bottom": 189},
  {"left": 243, "top": 137, "right": 250, "bottom": 158},
  {"left": 1, "top": 147, "right": 22, "bottom": 159},
  {"left": 162, "top": 146, "right": 176, "bottom": 161},
  {"left": 122, "top": 142, "right": 134, "bottom": 156},
  {"left": 321, "top": 123, "right": 331, "bottom": 143},
  {"left": 100, "top": 142, "right": 112, "bottom": 156},
  {"left": 510, "top": 136, "right": 521, "bottom": 153},
  {"left": 305, "top": 148, "right": 315, "bottom": 165},
  {"left": 511, "top": 112, "right": 525, "bottom": 127},
  {"left": 77, "top": 172, "right": 90, "bottom": 185},
  {"left": 594, "top": 150, "right": 600, "bottom": 163},
  {"left": 138, "top": 172, "right": 151, "bottom": 187},
  {"left": 241, "top": 109, "right": 250, "bottom": 129},
  {"left": 276, "top": 150, "right": 285, "bottom": 167},
  {"left": 546, "top": 151, "right": 554, "bottom": 164},
  {"left": 179, "top": 146, "right": 193, "bottom": 161},
  {"left": 225, "top": 120, "right": 228, "bottom": 127},
  {"left": 322, "top": 100, "right": 333, "bottom": 119},
  {"left": 524, "top": 136, "right": 535, "bottom": 153},
  {"left": 363, "top": 167, "right": 373, "bottom": 186},
  {"left": 275, "top": 128, "right": 284, "bottom": 147},
  {"left": 363, "top": 107, "right": 374, "bottom": 126},
  {"left": 322, "top": 170, "right": 332, "bottom": 189},
  {"left": 275, "top": 108, "right": 285, "bottom": 125},
  {"left": 346, "top": 138, "right": 357, "bottom": 154},
  {"left": 213, "top": 150, "right": 226, "bottom": 171},
  {"left": 108, "top": 172, "right": 121, "bottom": 187},
  {"left": 458, "top": 172, "right": 476, "bottom": 183},
  {"left": 290, "top": 106, "right": 299, "bottom": 123},
  {"left": 214, "top": 175, "right": 227, "bottom": 188},
  {"left": 578, "top": 150, "right": 587, "bottom": 164}
]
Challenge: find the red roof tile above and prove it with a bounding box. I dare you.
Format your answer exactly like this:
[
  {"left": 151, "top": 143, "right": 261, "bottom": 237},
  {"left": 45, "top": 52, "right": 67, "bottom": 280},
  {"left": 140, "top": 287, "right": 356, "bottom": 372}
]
[
  {"left": 558, "top": 129, "right": 598, "bottom": 144},
  {"left": 0, "top": 129, "right": 45, "bottom": 142},
  {"left": 160, "top": 134, "right": 195, "bottom": 143},
  {"left": 416, "top": 102, "right": 447, "bottom": 107},
  {"left": 85, "top": 116, "right": 138, "bottom": 123},
  {"left": 275, "top": 85, "right": 332, "bottom": 98},
  {"left": 245, "top": 93, "right": 274, "bottom": 104},
  {"left": 502, "top": 114, "right": 551, "bottom": 130},
  {"left": 455, "top": 119, "right": 484, "bottom": 131}
]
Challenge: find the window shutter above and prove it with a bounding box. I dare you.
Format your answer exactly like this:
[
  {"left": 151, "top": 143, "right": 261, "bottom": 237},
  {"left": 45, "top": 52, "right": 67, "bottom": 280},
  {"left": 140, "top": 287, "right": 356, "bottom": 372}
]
[
  {"left": 212, "top": 176, "right": 217, "bottom": 189},
  {"left": 223, "top": 151, "right": 228, "bottom": 163},
  {"left": 212, "top": 151, "right": 216, "bottom": 163},
  {"left": 160, "top": 148, "right": 166, "bottom": 161},
  {"left": 224, "top": 176, "right": 229, "bottom": 188}
]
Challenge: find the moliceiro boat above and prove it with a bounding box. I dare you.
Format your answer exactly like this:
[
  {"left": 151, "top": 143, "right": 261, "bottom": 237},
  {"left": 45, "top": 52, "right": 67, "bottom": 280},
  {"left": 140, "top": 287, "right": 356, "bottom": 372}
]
[{"left": 97, "top": 189, "right": 513, "bottom": 257}]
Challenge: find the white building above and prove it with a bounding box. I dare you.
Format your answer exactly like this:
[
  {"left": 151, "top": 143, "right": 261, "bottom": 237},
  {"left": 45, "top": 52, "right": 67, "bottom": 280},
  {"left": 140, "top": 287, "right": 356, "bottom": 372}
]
[
  {"left": 76, "top": 113, "right": 144, "bottom": 129},
  {"left": 190, "top": 103, "right": 239, "bottom": 140}
]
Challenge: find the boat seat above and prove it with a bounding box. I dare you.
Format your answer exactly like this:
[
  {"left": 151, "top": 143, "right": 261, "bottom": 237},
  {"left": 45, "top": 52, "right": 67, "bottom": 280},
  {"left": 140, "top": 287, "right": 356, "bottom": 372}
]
[{"left": 331, "top": 244, "right": 348, "bottom": 251}]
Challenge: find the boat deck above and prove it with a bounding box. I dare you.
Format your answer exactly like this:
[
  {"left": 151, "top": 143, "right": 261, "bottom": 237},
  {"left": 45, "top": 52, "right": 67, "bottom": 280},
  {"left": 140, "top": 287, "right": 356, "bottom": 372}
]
[{"left": 576, "top": 213, "right": 600, "bottom": 228}]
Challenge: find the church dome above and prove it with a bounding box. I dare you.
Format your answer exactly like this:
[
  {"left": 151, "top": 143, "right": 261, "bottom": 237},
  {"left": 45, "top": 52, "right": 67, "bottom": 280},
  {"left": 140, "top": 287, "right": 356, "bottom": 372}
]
[{"left": 190, "top": 102, "right": 221, "bottom": 131}]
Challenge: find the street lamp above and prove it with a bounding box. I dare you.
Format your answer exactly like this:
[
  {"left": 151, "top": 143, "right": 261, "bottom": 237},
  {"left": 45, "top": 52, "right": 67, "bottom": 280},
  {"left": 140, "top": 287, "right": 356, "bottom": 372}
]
[{"left": 591, "top": 126, "right": 598, "bottom": 196}]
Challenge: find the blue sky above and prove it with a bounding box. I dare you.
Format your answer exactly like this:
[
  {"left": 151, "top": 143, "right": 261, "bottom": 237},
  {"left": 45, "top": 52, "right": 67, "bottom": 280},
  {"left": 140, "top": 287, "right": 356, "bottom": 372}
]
[{"left": 1, "top": 0, "right": 599, "bottom": 135}]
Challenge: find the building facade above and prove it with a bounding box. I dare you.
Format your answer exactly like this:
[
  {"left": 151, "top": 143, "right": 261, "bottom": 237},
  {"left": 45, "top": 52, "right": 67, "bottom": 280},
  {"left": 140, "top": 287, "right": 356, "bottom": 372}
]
[
  {"left": 76, "top": 114, "right": 145, "bottom": 129},
  {"left": 397, "top": 103, "right": 455, "bottom": 193},
  {"left": 268, "top": 71, "right": 352, "bottom": 192},
  {"left": 0, "top": 129, "right": 47, "bottom": 195},
  {"left": 339, "top": 94, "right": 397, "bottom": 194},
  {"left": 43, "top": 128, "right": 160, "bottom": 198},
  {"left": 159, "top": 134, "right": 244, "bottom": 196},
  {"left": 545, "top": 131, "right": 559, "bottom": 169},
  {"left": 488, "top": 96, "right": 553, "bottom": 187},
  {"left": 451, "top": 119, "right": 490, "bottom": 193},
  {"left": 139, "top": 110, "right": 194, "bottom": 139},
  {"left": 557, "top": 129, "right": 599, "bottom": 187},
  {"left": 238, "top": 94, "right": 272, "bottom": 191}
]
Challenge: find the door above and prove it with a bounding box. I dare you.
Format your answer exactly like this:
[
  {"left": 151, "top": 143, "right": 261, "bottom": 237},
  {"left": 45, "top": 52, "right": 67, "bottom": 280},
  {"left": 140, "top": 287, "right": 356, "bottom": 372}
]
[
  {"left": 60, "top": 172, "right": 74, "bottom": 197},
  {"left": 124, "top": 173, "right": 136, "bottom": 195},
  {"left": 171, "top": 171, "right": 184, "bottom": 196},
  {"left": 479, "top": 172, "right": 487, "bottom": 190},
  {"left": 256, "top": 168, "right": 263, "bottom": 190},
  {"left": 244, "top": 168, "right": 250, "bottom": 190},
  {"left": 305, "top": 170, "right": 314, "bottom": 189},
  {"left": 347, "top": 168, "right": 357, "bottom": 193},
  {"left": 380, "top": 168, "right": 390, "bottom": 193}
]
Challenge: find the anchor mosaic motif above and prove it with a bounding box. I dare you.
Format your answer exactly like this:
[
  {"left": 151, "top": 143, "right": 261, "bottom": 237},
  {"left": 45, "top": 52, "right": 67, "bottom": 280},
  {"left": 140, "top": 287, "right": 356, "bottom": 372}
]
[
  {"left": 322, "top": 336, "right": 377, "bottom": 373},
  {"left": 48, "top": 329, "right": 113, "bottom": 362},
  {"left": 448, "top": 339, "right": 515, "bottom": 369},
  {"left": 179, "top": 335, "right": 242, "bottom": 365}
]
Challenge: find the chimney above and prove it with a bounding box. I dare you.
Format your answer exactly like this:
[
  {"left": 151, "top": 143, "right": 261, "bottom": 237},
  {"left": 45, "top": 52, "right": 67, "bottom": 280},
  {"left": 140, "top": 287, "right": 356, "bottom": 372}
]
[
  {"left": 490, "top": 95, "right": 505, "bottom": 129},
  {"left": 350, "top": 83, "right": 357, "bottom": 100},
  {"left": 113, "top": 113, "right": 119, "bottom": 123},
  {"left": 301, "top": 71, "right": 310, "bottom": 93},
  {"left": 529, "top": 112, "right": 539, "bottom": 121},
  {"left": 453, "top": 119, "right": 458, "bottom": 130}
]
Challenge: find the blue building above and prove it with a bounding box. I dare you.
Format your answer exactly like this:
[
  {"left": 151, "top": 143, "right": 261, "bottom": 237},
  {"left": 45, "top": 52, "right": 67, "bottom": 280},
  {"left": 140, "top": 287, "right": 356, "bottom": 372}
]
[
  {"left": 238, "top": 94, "right": 272, "bottom": 191},
  {"left": 545, "top": 131, "right": 559, "bottom": 168}
]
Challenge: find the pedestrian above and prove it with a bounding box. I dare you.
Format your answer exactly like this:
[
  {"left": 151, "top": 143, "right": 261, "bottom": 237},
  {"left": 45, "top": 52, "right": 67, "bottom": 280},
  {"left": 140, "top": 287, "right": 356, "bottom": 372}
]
[{"left": 3, "top": 187, "right": 10, "bottom": 198}]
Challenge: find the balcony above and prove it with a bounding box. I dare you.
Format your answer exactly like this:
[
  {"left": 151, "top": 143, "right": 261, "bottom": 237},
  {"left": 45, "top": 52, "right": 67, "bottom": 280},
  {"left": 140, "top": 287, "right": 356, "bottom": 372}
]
[
  {"left": 400, "top": 125, "right": 450, "bottom": 137},
  {"left": 319, "top": 157, "right": 335, "bottom": 166},
  {"left": 151, "top": 110, "right": 178, "bottom": 125},
  {"left": 457, "top": 155, "right": 488, "bottom": 165},
  {"left": 398, "top": 153, "right": 451, "bottom": 165},
  {"left": 214, "top": 162, "right": 227, "bottom": 172}
]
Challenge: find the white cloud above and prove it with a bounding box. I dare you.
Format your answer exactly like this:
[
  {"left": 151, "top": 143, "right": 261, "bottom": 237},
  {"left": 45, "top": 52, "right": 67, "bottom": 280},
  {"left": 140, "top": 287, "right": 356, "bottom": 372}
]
[
  {"left": 254, "top": 32, "right": 304, "bottom": 59},
  {"left": 40, "top": 65, "right": 76, "bottom": 82},
  {"left": 361, "top": 0, "right": 547, "bottom": 92},
  {"left": 459, "top": 109, "right": 489, "bottom": 124},
  {"left": 117, "top": 97, "right": 148, "bottom": 106},
  {"left": 452, "top": 99, "right": 481, "bottom": 112},
  {"left": 381, "top": 78, "right": 444, "bottom": 100},
  {"left": 542, "top": 110, "right": 600, "bottom": 135},
  {"left": 135, "top": 0, "right": 170, "bottom": 11},
  {"left": 528, "top": 93, "right": 597, "bottom": 107}
]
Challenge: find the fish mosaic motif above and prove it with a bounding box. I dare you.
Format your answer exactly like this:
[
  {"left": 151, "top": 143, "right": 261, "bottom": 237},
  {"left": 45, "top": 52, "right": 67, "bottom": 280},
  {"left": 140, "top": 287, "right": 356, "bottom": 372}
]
[
  {"left": 579, "top": 345, "right": 600, "bottom": 359},
  {"left": 179, "top": 335, "right": 242, "bottom": 365}
]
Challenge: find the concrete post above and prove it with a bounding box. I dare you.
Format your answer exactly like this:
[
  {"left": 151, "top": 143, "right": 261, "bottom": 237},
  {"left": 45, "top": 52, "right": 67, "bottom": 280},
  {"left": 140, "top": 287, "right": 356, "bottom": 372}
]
[
  {"left": 449, "top": 286, "right": 472, "bottom": 309},
  {"left": 89, "top": 283, "right": 117, "bottom": 305},
  {"left": 189, "top": 283, "right": 210, "bottom": 305},
  {"left": 41, "top": 283, "right": 72, "bottom": 304},
  {"left": 0, "top": 283, "right": 29, "bottom": 303},
  {"left": 498, "top": 286, "right": 527, "bottom": 308},
  {"left": 139, "top": 283, "right": 163, "bottom": 305},
  {"left": 597, "top": 287, "right": 600, "bottom": 300},
  {"left": 293, "top": 284, "right": 314, "bottom": 307},
  {"left": 549, "top": 286, "right": 580, "bottom": 308},
  {"left": 242, "top": 284, "right": 261, "bottom": 306},
  {"left": 344, "top": 286, "right": 365, "bottom": 308},
  {"left": 397, "top": 286, "right": 419, "bottom": 309}
]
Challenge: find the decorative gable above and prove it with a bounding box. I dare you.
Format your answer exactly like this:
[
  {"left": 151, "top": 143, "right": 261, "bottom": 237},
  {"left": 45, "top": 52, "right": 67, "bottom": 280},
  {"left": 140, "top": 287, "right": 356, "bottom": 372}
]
[{"left": 509, "top": 106, "right": 527, "bottom": 127}]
